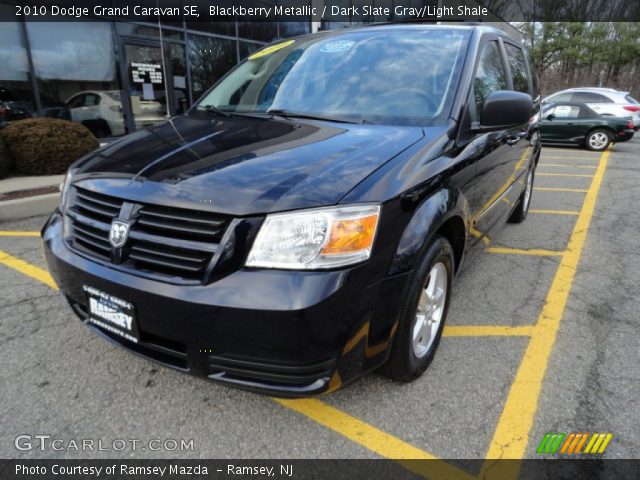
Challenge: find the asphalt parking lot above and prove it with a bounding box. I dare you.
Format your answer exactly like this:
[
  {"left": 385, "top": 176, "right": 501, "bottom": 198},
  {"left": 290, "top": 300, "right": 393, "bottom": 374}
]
[{"left": 1, "top": 137, "right": 639, "bottom": 476}]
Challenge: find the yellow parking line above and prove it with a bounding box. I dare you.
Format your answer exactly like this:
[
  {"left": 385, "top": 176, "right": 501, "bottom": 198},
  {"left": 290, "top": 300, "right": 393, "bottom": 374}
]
[
  {"left": 275, "top": 398, "right": 474, "bottom": 480},
  {"left": 484, "top": 149, "right": 609, "bottom": 469},
  {"left": 536, "top": 173, "right": 594, "bottom": 178},
  {"left": 533, "top": 187, "right": 588, "bottom": 193},
  {"left": 0, "top": 250, "right": 58, "bottom": 290},
  {"left": 542, "top": 155, "right": 600, "bottom": 159},
  {"left": 529, "top": 209, "right": 579, "bottom": 216},
  {"left": 538, "top": 164, "right": 596, "bottom": 169},
  {"left": 485, "top": 247, "right": 564, "bottom": 257},
  {"left": 444, "top": 325, "right": 533, "bottom": 337},
  {"left": 0, "top": 231, "right": 41, "bottom": 237}
]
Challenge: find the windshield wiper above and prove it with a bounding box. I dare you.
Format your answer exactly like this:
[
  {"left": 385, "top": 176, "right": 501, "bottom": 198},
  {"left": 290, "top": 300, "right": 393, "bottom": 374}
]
[
  {"left": 266, "top": 109, "right": 364, "bottom": 124},
  {"left": 197, "top": 105, "right": 232, "bottom": 118}
]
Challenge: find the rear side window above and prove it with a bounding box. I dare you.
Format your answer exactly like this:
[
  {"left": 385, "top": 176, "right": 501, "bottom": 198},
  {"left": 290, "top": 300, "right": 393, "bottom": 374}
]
[
  {"left": 548, "top": 93, "right": 572, "bottom": 103},
  {"left": 505, "top": 44, "right": 530, "bottom": 94},
  {"left": 85, "top": 94, "right": 100, "bottom": 106},
  {"left": 572, "top": 92, "right": 613, "bottom": 103},
  {"left": 474, "top": 41, "right": 507, "bottom": 114}
]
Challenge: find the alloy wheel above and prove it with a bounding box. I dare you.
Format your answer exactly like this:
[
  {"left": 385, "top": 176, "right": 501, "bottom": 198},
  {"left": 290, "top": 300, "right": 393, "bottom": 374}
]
[{"left": 412, "top": 262, "right": 448, "bottom": 358}]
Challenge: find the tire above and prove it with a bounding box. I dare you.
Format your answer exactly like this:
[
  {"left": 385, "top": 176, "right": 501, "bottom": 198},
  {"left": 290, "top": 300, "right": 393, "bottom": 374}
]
[
  {"left": 508, "top": 167, "right": 534, "bottom": 223},
  {"left": 585, "top": 129, "right": 611, "bottom": 151},
  {"left": 382, "top": 235, "right": 454, "bottom": 382}
]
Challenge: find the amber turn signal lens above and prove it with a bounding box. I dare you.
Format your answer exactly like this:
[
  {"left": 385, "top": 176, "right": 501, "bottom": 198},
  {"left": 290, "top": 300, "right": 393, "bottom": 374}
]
[{"left": 321, "top": 214, "right": 378, "bottom": 255}]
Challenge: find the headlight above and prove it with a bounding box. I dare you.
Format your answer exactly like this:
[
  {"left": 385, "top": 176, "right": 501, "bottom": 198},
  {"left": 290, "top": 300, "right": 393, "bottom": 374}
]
[
  {"left": 246, "top": 204, "right": 381, "bottom": 269},
  {"left": 59, "top": 170, "right": 74, "bottom": 211}
]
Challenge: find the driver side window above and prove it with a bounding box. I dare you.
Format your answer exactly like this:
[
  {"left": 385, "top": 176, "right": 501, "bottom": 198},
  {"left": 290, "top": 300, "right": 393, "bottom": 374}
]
[
  {"left": 552, "top": 105, "right": 580, "bottom": 119},
  {"left": 473, "top": 41, "right": 507, "bottom": 119}
]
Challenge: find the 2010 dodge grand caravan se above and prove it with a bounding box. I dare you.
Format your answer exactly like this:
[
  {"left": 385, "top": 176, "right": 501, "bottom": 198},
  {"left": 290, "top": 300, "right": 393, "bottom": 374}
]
[{"left": 43, "top": 24, "right": 541, "bottom": 397}]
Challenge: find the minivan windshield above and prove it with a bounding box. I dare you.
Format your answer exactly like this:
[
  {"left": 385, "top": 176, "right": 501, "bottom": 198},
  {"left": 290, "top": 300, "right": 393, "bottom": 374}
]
[{"left": 194, "top": 28, "right": 470, "bottom": 126}]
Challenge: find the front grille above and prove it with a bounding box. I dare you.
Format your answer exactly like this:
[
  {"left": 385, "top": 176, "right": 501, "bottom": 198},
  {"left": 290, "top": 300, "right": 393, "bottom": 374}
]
[{"left": 66, "top": 186, "right": 231, "bottom": 282}]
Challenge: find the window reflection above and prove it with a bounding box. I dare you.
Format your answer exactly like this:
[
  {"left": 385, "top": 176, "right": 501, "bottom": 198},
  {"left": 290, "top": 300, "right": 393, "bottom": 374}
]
[
  {"left": 0, "top": 7, "right": 35, "bottom": 126},
  {"left": 188, "top": 34, "right": 237, "bottom": 100},
  {"left": 26, "top": 21, "right": 123, "bottom": 136}
]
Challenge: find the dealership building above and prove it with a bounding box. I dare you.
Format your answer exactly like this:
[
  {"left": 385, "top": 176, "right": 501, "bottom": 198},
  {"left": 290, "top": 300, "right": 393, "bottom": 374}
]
[{"left": 0, "top": 0, "right": 516, "bottom": 137}]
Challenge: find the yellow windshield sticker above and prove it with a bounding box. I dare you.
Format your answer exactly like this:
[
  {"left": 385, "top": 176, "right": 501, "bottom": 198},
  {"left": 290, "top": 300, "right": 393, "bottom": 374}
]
[{"left": 248, "top": 40, "right": 295, "bottom": 60}]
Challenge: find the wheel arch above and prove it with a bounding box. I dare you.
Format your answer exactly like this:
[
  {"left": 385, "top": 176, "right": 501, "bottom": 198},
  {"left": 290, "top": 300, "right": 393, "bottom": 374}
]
[{"left": 388, "top": 187, "right": 469, "bottom": 277}]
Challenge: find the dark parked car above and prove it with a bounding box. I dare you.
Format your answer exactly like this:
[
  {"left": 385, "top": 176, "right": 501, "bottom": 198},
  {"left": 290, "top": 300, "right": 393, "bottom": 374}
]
[
  {"left": 43, "top": 25, "right": 540, "bottom": 396},
  {"left": 540, "top": 102, "right": 634, "bottom": 150},
  {"left": 0, "top": 87, "right": 32, "bottom": 128}
]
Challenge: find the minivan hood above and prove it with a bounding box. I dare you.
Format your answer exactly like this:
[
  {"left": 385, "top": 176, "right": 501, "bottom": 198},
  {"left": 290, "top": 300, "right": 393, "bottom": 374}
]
[{"left": 73, "top": 113, "right": 424, "bottom": 215}]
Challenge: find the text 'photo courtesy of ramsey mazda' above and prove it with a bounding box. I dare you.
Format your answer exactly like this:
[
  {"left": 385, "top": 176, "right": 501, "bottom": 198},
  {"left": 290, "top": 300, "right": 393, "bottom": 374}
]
[{"left": 42, "top": 24, "right": 540, "bottom": 397}]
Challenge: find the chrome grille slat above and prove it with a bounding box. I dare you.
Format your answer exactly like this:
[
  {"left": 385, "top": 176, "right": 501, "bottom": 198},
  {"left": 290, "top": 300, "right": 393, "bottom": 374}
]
[
  {"left": 75, "top": 200, "right": 118, "bottom": 219},
  {"left": 128, "top": 252, "right": 204, "bottom": 273},
  {"left": 73, "top": 224, "right": 110, "bottom": 245},
  {"left": 73, "top": 232, "right": 111, "bottom": 254},
  {"left": 76, "top": 192, "right": 121, "bottom": 211},
  {"left": 130, "top": 243, "right": 208, "bottom": 263},
  {"left": 73, "top": 187, "right": 122, "bottom": 220},
  {"left": 75, "top": 188, "right": 122, "bottom": 210},
  {"left": 137, "top": 217, "right": 223, "bottom": 237},
  {"left": 127, "top": 230, "right": 217, "bottom": 253},
  {"left": 140, "top": 208, "right": 226, "bottom": 227},
  {"left": 67, "top": 210, "right": 111, "bottom": 232}
]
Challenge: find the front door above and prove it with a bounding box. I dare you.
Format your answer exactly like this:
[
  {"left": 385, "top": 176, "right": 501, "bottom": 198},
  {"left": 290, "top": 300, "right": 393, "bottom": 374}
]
[
  {"left": 541, "top": 104, "right": 583, "bottom": 143},
  {"left": 469, "top": 39, "right": 529, "bottom": 237}
]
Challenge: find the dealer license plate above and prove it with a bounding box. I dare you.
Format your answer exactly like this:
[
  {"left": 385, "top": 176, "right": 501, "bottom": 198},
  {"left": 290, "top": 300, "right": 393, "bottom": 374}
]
[{"left": 83, "top": 285, "right": 139, "bottom": 343}]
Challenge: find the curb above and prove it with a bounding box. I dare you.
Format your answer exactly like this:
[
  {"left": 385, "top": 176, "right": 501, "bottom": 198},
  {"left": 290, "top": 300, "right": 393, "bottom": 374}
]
[{"left": 0, "top": 193, "right": 59, "bottom": 222}]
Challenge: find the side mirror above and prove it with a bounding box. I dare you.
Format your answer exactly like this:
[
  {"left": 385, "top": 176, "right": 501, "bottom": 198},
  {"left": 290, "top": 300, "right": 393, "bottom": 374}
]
[
  {"left": 473, "top": 91, "right": 533, "bottom": 132},
  {"left": 546, "top": 113, "right": 555, "bottom": 121}
]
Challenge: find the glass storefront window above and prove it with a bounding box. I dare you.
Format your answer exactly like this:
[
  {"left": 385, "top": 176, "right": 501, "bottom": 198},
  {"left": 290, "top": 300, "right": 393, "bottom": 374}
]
[
  {"left": 6, "top": 17, "right": 310, "bottom": 134},
  {"left": 26, "top": 21, "right": 124, "bottom": 137},
  {"left": 187, "top": 22, "right": 237, "bottom": 37},
  {"left": 187, "top": 34, "right": 236, "bottom": 100},
  {"left": 238, "top": 22, "right": 278, "bottom": 42},
  {"left": 169, "top": 44, "right": 189, "bottom": 114},
  {"left": 279, "top": 22, "right": 311, "bottom": 38},
  {"left": 117, "top": 23, "right": 184, "bottom": 41},
  {"left": 0, "top": 7, "right": 36, "bottom": 125}
]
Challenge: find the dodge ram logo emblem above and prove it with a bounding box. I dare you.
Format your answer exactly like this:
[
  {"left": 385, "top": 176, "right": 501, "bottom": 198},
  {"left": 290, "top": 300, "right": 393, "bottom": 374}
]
[{"left": 109, "top": 220, "right": 130, "bottom": 248}]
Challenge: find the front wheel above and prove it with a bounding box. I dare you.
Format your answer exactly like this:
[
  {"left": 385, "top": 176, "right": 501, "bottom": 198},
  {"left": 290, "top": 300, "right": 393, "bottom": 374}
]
[
  {"left": 381, "top": 236, "right": 454, "bottom": 382},
  {"left": 508, "top": 167, "right": 534, "bottom": 223},
  {"left": 585, "top": 129, "right": 611, "bottom": 151}
]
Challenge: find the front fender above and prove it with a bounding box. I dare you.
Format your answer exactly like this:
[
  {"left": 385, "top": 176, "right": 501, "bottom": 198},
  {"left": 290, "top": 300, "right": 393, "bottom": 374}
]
[{"left": 388, "top": 187, "right": 469, "bottom": 276}]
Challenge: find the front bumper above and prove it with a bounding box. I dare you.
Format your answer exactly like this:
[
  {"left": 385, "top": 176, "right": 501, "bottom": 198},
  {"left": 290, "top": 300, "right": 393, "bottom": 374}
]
[{"left": 42, "top": 211, "right": 407, "bottom": 397}]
